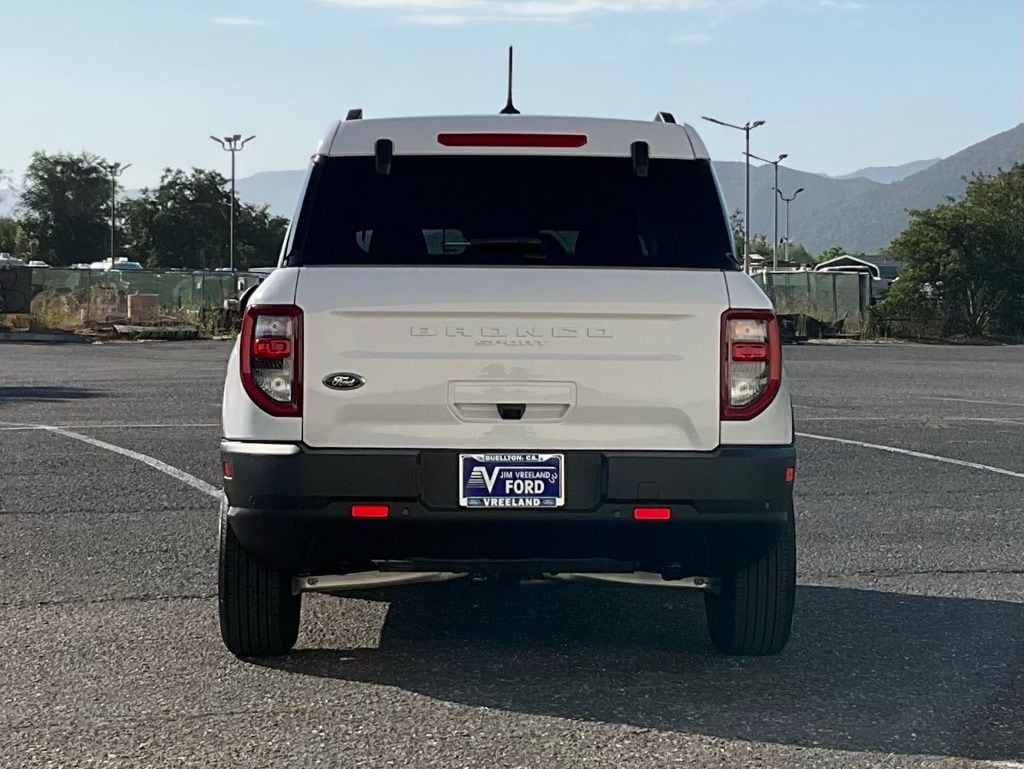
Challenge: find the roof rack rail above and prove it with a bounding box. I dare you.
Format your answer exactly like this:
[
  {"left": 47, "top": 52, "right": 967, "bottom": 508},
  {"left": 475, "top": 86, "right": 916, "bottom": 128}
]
[
  {"left": 345, "top": 108, "right": 364, "bottom": 121},
  {"left": 654, "top": 111, "right": 676, "bottom": 124}
]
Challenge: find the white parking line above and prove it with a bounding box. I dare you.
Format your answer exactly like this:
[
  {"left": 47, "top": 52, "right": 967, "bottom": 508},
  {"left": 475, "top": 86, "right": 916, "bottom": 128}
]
[
  {"left": 797, "top": 432, "right": 1024, "bottom": 480},
  {"left": 0, "top": 422, "right": 219, "bottom": 432},
  {"left": 922, "top": 396, "right": 1024, "bottom": 408},
  {"left": 796, "top": 416, "right": 893, "bottom": 421},
  {"left": 44, "top": 426, "right": 222, "bottom": 499},
  {"left": 17, "top": 420, "right": 1024, "bottom": 499},
  {"left": 797, "top": 416, "right": 1024, "bottom": 425}
]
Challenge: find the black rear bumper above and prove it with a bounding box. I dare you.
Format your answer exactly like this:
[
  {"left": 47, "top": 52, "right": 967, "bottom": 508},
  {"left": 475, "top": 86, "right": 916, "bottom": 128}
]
[{"left": 222, "top": 444, "right": 795, "bottom": 573}]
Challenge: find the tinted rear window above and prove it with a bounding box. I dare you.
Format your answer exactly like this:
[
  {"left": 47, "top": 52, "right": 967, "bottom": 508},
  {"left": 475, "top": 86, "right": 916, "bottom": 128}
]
[{"left": 289, "top": 156, "right": 736, "bottom": 269}]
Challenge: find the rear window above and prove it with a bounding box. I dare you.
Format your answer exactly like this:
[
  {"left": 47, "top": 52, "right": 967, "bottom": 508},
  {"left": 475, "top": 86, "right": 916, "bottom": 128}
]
[{"left": 288, "top": 155, "right": 737, "bottom": 269}]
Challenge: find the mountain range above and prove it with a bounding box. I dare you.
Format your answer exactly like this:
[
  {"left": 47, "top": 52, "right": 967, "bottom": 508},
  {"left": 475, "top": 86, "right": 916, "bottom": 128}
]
[
  {"left": 713, "top": 123, "right": 1021, "bottom": 253},
  {"left": 832, "top": 158, "right": 941, "bottom": 184},
  {"left": 2, "top": 124, "right": 1019, "bottom": 255}
]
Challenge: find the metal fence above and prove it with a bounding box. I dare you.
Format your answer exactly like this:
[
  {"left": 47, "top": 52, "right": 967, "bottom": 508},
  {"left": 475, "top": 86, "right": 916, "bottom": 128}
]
[
  {"left": 754, "top": 270, "right": 870, "bottom": 334},
  {"left": 11, "top": 266, "right": 869, "bottom": 336},
  {"left": 26, "top": 268, "right": 262, "bottom": 330}
]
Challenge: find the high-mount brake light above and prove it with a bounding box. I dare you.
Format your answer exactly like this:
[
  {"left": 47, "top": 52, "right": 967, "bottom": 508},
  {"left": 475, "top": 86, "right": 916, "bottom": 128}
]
[
  {"left": 436, "top": 132, "right": 588, "bottom": 148},
  {"left": 240, "top": 305, "right": 303, "bottom": 417},
  {"left": 721, "top": 309, "right": 781, "bottom": 420}
]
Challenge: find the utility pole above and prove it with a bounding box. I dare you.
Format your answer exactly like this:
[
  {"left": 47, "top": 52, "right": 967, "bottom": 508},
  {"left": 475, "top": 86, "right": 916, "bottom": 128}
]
[
  {"left": 702, "top": 116, "right": 765, "bottom": 273},
  {"left": 746, "top": 151, "right": 788, "bottom": 271},
  {"left": 99, "top": 162, "right": 131, "bottom": 267},
  {"left": 777, "top": 187, "right": 805, "bottom": 263},
  {"left": 210, "top": 134, "right": 255, "bottom": 271}
]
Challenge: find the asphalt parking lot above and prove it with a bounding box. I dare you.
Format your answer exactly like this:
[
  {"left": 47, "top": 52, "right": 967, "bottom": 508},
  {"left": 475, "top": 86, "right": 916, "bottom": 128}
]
[{"left": 1, "top": 340, "right": 1022, "bottom": 768}]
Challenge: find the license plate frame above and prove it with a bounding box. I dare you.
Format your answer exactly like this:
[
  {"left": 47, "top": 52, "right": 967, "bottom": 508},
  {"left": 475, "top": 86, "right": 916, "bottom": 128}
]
[{"left": 459, "top": 452, "right": 565, "bottom": 509}]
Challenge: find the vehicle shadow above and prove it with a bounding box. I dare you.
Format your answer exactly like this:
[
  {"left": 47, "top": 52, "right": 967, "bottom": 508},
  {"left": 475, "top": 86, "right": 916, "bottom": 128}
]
[{"left": 259, "top": 581, "right": 1024, "bottom": 761}]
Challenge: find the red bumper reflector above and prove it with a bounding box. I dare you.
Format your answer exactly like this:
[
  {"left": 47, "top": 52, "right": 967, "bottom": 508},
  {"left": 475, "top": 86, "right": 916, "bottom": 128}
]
[
  {"left": 731, "top": 342, "right": 769, "bottom": 362},
  {"left": 222, "top": 460, "right": 234, "bottom": 480},
  {"left": 785, "top": 467, "right": 796, "bottom": 484},
  {"left": 437, "top": 132, "right": 588, "bottom": 148},
  {"left": 352, "top": 504, "right": 390, "bottom": 519},
  {"left": 634, "top": 507, "right": 671, "bottom": 521},
  {"left": 252, "top": 337, "right": 292, "bottom": 359}
]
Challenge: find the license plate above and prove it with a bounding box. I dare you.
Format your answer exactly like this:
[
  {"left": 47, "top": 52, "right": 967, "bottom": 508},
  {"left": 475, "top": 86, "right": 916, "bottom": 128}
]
[{"left": 459, "top": 453, "right": 565, "bottom": 508}]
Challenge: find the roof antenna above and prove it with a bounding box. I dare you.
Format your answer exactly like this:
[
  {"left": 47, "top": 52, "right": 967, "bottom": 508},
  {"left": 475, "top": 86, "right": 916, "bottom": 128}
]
[{"left": 500, "top": 46, "right": 520, "bottom": 115}]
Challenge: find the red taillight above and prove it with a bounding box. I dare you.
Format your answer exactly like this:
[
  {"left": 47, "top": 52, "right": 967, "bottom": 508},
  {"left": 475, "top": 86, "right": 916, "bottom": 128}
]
[
  {"left": 721, "top": 310, "right": 781, "bottom": 421},
  {"left": 252, "top": 338, "right": 292, "bottom": 360},
  {"left": 352, "top": 504, "right": 390, "bottom": 519},
  {"left": 634, "top": 507, "right": 672, "bottom": 521},
  {"left": 222, "top": 460, "right": 234, "bottom": 480},
  {"left": 785, "top": 467, "right": 796, "bottom": 484},
  {"left": 436, "top": 132, "right": 588, "bottom": 148},
  {"left": 731, "top": 342, "right": 768, "bottom": 362},
  {"left": 240, "top": 305, "right": 302, "bottom": 418}
]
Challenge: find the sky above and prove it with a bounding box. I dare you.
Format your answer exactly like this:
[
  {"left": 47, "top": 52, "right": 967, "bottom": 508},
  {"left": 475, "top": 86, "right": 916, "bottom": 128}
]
[{"left": 1, "top": 0, "right": 1021, "bottom": 189}]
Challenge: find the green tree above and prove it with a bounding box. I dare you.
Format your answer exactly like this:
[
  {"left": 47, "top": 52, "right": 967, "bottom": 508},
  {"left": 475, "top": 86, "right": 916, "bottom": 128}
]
[
  {"left": 884, "top": 165, "right": 1024, "bottom": 337},
  {"left": 19, "top": 152, "right": 110, "bottom": 265},
  {"left": 817, "top": 245, "right": 846, "bottom": 263},
  {"left": 124, "top": 168, "right": 287, "bottom": 269},
  {"left": 783, "top": 242, "right": 813, "bottom": 263},
  {"left": 749, "top": 233, "right": 772, "bottom": 258},
  {"left": 235, "top": 204, "right": 289, "bottom": 268},
  {"left": 817, "top": 245, "right": 866, "bottom": 263},
  {"left": 0, "top": 217, "right": 19, "bottom": 254},
  {"left": 730, "top": 208, "right": 812, "bottom": 266},
  {"left": 123, "top": 168, "right": 229, "bottom": 269}
]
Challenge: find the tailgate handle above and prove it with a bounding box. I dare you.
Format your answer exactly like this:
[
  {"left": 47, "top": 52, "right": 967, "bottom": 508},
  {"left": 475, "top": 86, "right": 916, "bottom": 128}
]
[
  {"left": 449, "top": 382, "right": 576, "bottom": 423},
  {"left": 497, "top": 404, "right": 525, "bottom": 421}
]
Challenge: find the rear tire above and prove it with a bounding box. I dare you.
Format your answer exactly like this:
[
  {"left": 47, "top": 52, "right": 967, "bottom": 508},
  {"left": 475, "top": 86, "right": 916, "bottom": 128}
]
[
  {"left": 704, "top": 509, "right": 796, "bottom": 656},
  {"left": 218, "top": 499, "right": 301, "bottom": 657}
]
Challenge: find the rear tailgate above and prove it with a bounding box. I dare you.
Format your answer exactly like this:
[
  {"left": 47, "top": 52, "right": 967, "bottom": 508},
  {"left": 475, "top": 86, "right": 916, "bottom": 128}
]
[{"left": 298, "top": 267, "right": 727, "bottom": 451}]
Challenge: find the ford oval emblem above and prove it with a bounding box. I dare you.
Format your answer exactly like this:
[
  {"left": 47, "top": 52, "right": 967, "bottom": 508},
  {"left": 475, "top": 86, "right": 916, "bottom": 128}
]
[{"left": 323, "top": 372, "right": 365, "bottom": 391}]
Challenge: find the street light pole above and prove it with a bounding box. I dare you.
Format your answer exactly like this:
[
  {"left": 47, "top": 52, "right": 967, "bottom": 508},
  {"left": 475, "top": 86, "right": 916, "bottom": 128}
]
[
  {"left": 777, "top": 187, "right": 805, "bottom": 263},
  {"left": 99, "top": 162, "right": 131, "bottom": 267},
  {"left": 210, "top": 134, "right": 255, "bottom": 271},
  {"left": 702, "top": 116, "right": 765, "bottom": 273},
  {"left": 746, "top": 151, "right": 788, "bottom": 271}
]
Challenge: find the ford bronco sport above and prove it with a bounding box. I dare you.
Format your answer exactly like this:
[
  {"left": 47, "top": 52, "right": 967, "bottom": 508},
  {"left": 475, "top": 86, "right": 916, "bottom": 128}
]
[{"left": 219, "top": 112, "right": 796, "bottom": 658}]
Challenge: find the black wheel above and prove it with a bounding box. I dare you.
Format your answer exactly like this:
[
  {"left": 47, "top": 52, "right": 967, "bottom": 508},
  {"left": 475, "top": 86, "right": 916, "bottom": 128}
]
[
  {"left": 704, "top": 508, "right": 796, "bottom": 656},
  {"left": 218, "top": 498, "right": 301, "bottom": 657}
]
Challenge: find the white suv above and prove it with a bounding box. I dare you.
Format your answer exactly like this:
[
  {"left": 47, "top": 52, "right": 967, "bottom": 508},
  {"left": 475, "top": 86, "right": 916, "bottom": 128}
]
[{"left": 219, "top": 112, "right": 796, "bottom": 658}]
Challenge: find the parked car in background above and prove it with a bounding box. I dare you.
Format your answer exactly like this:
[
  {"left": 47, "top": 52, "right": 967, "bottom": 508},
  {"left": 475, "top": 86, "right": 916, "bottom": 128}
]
[
  {"left": 88, "top": 260, "right": 145, "bottom": 271},
  {"left": 27, "top": 260, "right": 50, "bottom": 269}
]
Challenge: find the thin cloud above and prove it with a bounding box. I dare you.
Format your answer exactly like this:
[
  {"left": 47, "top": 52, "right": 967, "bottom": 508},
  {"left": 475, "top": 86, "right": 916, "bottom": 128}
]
[
  {"left": 315, "top": 0, "right": 766, "bottom": 25},
  {"left": 404, "top": 12, "right": 471, "bottom": 23},
  {"left": 817, "top": 0, "right": 866, "bottom": 9},
  {"left": 670, "top": 31, "right": 713, "bottom": 43},
  {"left": 213, "top": 16, "right": 271, "bottom": 26}
]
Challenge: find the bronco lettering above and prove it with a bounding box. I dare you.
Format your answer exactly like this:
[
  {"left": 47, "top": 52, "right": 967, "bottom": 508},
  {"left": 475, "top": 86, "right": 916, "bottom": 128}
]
[{"left": 411, "top": 325, "right": 613, "bottom": 339}]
